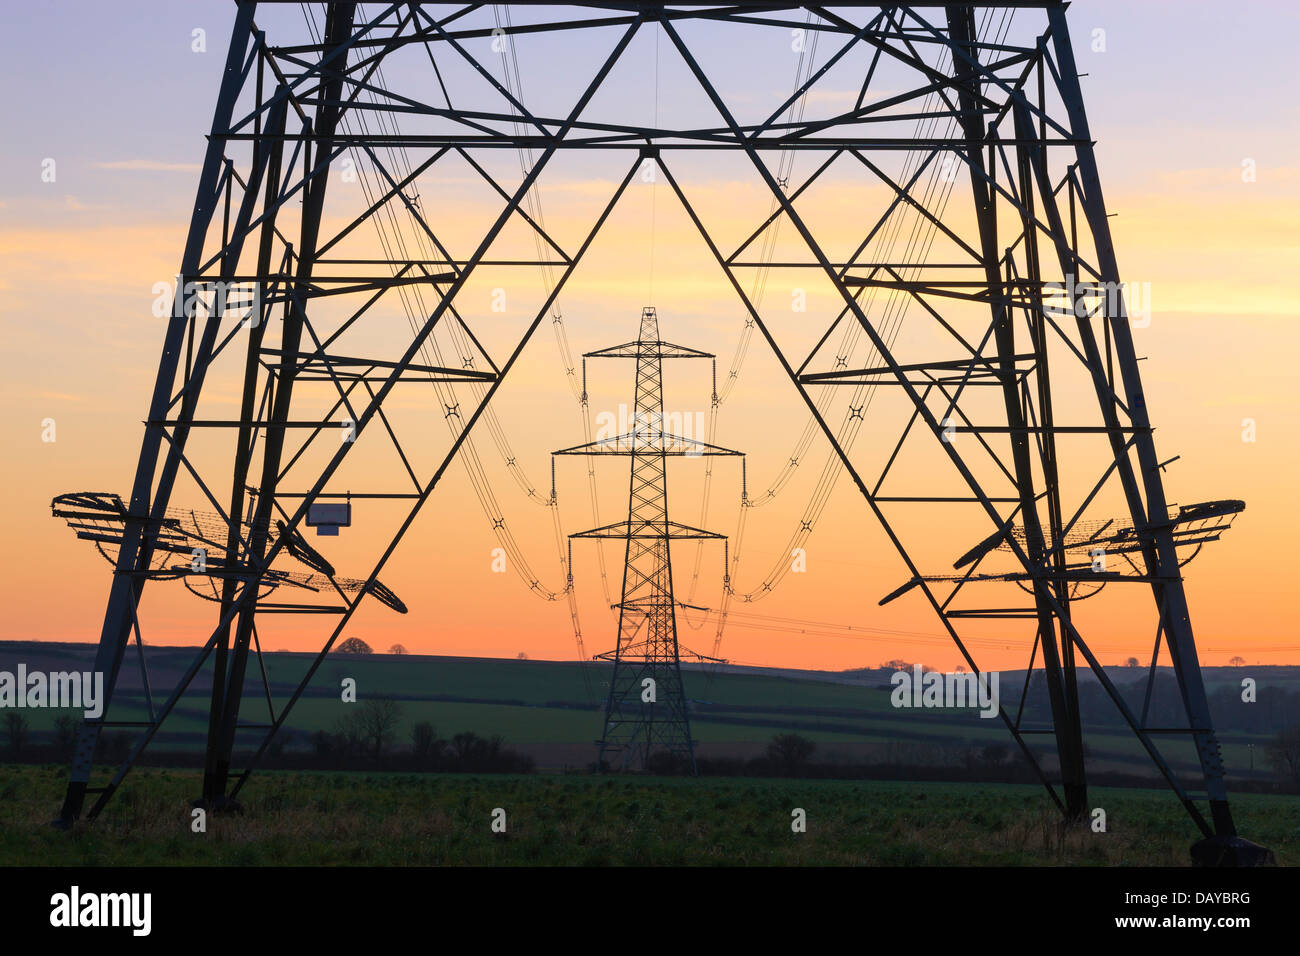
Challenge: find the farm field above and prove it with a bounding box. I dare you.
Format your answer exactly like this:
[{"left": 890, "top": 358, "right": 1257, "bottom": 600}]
[
  {"left": 2, "top": 765, "right": 1298, "bottom": 867},
  {"left": 4, "top": 642, "right": 1295, "bottom": 785}
]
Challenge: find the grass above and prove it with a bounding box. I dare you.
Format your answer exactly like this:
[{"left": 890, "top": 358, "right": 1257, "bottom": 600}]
[{"left": 2, "top": 764, "right": 1296, "bottom": 866}]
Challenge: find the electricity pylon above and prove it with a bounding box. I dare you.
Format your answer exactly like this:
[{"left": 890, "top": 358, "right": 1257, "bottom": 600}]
[
  {"left": 48, "top": 2, "right": 1269, "bottom": 863},
  {"left": 555, "top": 307, "right": 740, "bottom": 773}
]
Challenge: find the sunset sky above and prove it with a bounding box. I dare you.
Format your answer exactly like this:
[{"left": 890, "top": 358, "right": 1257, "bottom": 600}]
[{"left": 1, "top": 1, "right": 1296, "bottom": 675}]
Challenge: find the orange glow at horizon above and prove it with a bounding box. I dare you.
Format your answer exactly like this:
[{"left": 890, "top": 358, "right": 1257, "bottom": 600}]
[{"left": 2, "top": 158, "right": 1297, "bottom": 675}]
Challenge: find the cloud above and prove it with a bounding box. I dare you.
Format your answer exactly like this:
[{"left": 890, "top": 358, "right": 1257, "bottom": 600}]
[
  {"left": 63, "top": 195, "right": 108, "bottom": 212},
  {"left": 93, "top": 160, "right": 203, "bottom": 173},
  {"left": 1150, "top": 165, "right": 1300, "bottom": 191},
  {"left": 32, "top": 389, "right": 85, "bottom": 403}
]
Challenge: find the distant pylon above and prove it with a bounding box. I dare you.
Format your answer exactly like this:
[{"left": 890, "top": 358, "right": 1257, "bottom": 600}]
[{"left": 555, "top": 307, "right": 741, "bottom": 772}]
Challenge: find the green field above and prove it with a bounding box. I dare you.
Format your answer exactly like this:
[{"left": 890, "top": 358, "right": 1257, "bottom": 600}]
[
  {"left": 2, "top": 765, "right": 1295, "bottom": 866},
  {"left": 6, "top": 643, "right": 1295, "bottom": 787}
]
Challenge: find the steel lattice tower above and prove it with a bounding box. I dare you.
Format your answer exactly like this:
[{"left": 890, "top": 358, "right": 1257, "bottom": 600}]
[
  {"left": 47, "top": 1, "right": 1270, "bottom": 862},
  {"left": 555, "top": 307, "right": 739, "bottom": 772}
]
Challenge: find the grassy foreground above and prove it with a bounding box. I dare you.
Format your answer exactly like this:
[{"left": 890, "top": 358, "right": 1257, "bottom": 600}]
[{"left": 1, "top": 765, "right": 1296, "bottom": 866}]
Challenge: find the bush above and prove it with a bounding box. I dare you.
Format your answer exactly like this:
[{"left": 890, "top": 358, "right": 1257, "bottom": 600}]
[
  {"left": 1267, "top": 726, "right": 1300, "bottom": 786},
  {"left": 3, "top": 712, "right": 29, "bottom": 757},
  {"left": 766, "top": 733, "right": 817, "bottom": 774}
]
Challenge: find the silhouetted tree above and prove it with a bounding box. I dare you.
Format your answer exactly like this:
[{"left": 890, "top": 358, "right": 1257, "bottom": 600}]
[
  {"left": 411, "top": 721, "right": 443, "bottom": 761},
  {"left": 336, "top": 637, "right": 373, "bottom": 655},
  {"left": 333, "top": 713, "right": 366, "bottom": 756},
  {"left": 4, "top": 712, "right": 29, "bottom": 757},
  {"left": 1267, "top": 727, "right": 1300, "bottom": 786},
  {"left": 766, "top": 733, "right": 817, "bottom": 774},
  {"left": 344, "top": 698, "right": 403, "bottom": 756},
  {"left": 312, "top": 729, "right": 338, "bottom": 756},
  {"left": 388, "top": 643, "right": 408, "bottom": 656},
  {"left": 53, "top": 714, "right": 80, "bottom": 760},
  {"left": 452, "top": 730, "right": 482, "bottom": 762}
]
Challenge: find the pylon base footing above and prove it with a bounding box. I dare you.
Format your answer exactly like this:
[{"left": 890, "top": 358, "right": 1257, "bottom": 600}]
[{"left": 1191, "top": 835, "right": 1276, "bottom": 867}]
